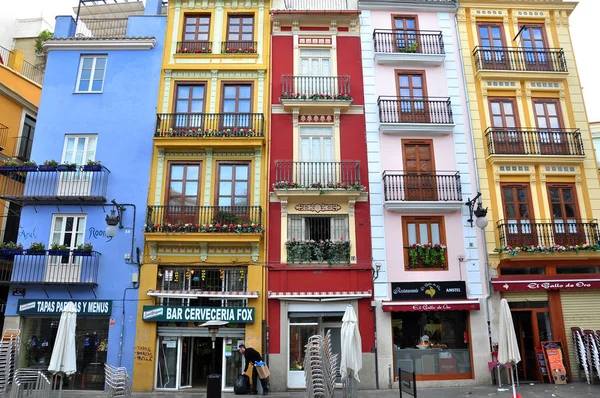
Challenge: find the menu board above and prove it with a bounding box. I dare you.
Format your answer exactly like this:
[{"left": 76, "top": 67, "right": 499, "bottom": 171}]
[
  {"left": 541, "top": 341, "right": 568, "bottom": 384},
  {"left": 535, "top": 348, "right": 548, "bottom": 382}
]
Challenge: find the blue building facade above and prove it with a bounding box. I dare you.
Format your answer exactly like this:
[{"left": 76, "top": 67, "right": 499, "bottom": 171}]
[{"left": 1, "top": 0, "right": 165, "bottom": 388}]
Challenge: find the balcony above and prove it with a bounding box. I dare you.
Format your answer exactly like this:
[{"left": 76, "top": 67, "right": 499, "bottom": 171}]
[
  {"left": 382, "top": 171, "right": 462, "bottom": 212},
  {"left": 485, "top": 128, "right": 584, "bottom": 162},
  {"left": 176, "top": 41, "right": 212, "bottom": 54},
  {"left": 473, "top": 47, "right": 567, "bottom": 74},
  {"left": 377, "top": 96, "right": 454, "bottom": 135},
  {"left": 272, "top": 161, "right": 364, "bottom": 198},
  {"left": 0, "top": 46, "right": 44, "bottom": 85},
  {"left": 145, "top": 205, "right": 263, "bottom": 243},
  {"left": 0, "top": 166, "right": 110, "bottom": 204},
  {"left": 280, "top": 76, "right": 352, "bottom": 111},
  {"left": 222, "top": 41, "right": 257, "bottom": 54},
  {"left": 9, "top": 251, "right": 101, "bottom": 286},
  {"left": 496, "top": 220, "right": 600, "bottom": 259},
  {"left": 154, "top": 113, "right": 265, "bottom": 148},
  {"left": 0, "top": 123, "right": 7, "bottom": 151},
  {"left": 373, "top": 30, "right": 445, "bottom": 66},
  {"left": 283, "top": 0, "right": 348, "bottom": 9}
]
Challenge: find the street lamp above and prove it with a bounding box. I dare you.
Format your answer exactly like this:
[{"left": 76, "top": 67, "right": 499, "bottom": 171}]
[
  {"left": 105, "top": 200, "right": 126, "bottom": 237},
  {"left": 465, "top": 192, "right": 489, "bottom": 229}
]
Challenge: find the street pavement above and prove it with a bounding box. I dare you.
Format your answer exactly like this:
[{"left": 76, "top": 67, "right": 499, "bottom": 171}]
[{"left": 55, "top": 382, "right": 600, "bottom": 397}]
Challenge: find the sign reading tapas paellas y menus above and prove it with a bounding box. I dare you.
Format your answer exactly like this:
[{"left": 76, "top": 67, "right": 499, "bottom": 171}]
[
  {"left": 391, "top": 281, "right": 467, "bottom": 301},
  {"left": 142, "top": 306, "right": 255, "bottom": 323},
  {"left": 17, "top": 299, "right": 112, "bottom": 316}
]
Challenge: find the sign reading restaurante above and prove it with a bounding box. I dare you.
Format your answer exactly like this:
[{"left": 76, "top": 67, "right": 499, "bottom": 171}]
[
  {"left": 17, "top": 299, "right": 112, "bottom": 316},
  {"left": 142, "top": 305, "right": 255, "bottom": 323},
  {"left": 391, "top": 281, "right": 467, "bottom": 301}
]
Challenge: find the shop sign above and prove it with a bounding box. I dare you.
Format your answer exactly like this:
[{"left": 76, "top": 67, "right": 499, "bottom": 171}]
[
  {"left": 142, "top": 305, "right": 254, "bottom": 323},
  {"left": 382, "top": 301, "right": 481, "bottom": 312},
  {"left": 17, "top": 299, "right": 112, "bottom": 316},
  {"left": 492, "top": 278, "right": 600, "bottom": 291},
  {"left": 391, "top": 281, "right": 467, "bottom": 301}
]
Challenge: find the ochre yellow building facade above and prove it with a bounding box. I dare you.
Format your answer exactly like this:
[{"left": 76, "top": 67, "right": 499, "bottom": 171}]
[
  {"left": 458, "top": 0, "right": 600, "bottom": 382},
  {"left": 133, "top": 0, "right": 270, "bottom": 391}
]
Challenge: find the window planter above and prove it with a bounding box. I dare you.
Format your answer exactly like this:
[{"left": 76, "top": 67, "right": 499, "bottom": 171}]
[
  {"left": 0, "top": 166, "right": 20, "bottom": 172},
  {"left": 285, "top": 240, "right": 351, "bottom": 265},
  {"left": 57, "top": 165, "right": 77, "bottom": 172},
  {"left": 48, "top": 250, "right": 70, "bottom": 256},
  {"left": 21, "top": 166, "right": 38, "bottom": 171},
  {"left": 25, "top": 250, "right": 46, "bottom": 255},
  {"left": 38, "top": 165, "right": 58, "bottom": 172},
  {"left": 1, "top": 249, "right": 23, "bottom": 255},
  {"left": 406, "top": 244, "right": 446, "bottom": 269},
  {"left": 72, "top": 250, "right": 92, "bottom": 257},
  {"left": 83, "top": 165, "right": 102, "bottom": 172}
]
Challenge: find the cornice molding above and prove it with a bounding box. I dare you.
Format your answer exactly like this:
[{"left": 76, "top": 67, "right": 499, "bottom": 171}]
[{"left": 43, "top": 38, "right": 156, "bottom": 51}]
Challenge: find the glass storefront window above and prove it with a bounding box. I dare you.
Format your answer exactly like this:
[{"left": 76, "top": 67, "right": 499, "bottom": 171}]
[
  {"left": 392, "top": 311, "right": 472, "bottom": 378},
  {"left": 289, "top": 320, "right": 318, "bottom": 371},
  {"left": 21, "top": 317, "right": 109, "bottom": 390}
]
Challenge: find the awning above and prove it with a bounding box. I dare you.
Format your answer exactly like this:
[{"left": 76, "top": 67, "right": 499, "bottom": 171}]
[
  {"left": 492, "top": 276, "right": 600, "bottom": 292},
  {"left": 382, "top": 299, "right": 480, "bottom": 312},
  {"left": 268, "top": 291, "right": 372, "bottom": 301},
  {"left": 147, "top": 289, "right": 259, "bottom": 299}
]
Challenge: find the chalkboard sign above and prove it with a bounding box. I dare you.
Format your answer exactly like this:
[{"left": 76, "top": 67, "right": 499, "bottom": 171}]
[
  {"left": 535, "top": 348, "right": 548, "bottom": 382},
  {"left": 541, "top": 341, "right": 569, "bottom": 384}
]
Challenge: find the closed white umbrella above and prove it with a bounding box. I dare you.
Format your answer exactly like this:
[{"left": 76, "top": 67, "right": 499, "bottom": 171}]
[
  {"left": 340, "top": 305, "right": 362, "bottom": 397},
  {"left": 498, "top": 298, "right": 521, "bottom": 398},
  {"left": 48, "top": 302, "right": 78, "bottom": 397}
]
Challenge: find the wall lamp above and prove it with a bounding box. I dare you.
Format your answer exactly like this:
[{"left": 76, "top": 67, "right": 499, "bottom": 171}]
[
  {"left": 105, "top": 199, "right": 127, "bottom": 238},
  {"left": 466, "top": 192, "right": 489, "bottom": 230},
  {"left": 372, "top": 262, "right": 381, "bottom": 281}
]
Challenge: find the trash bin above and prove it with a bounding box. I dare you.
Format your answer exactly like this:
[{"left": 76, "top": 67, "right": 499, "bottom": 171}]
[{"left": 207, "top": 374, "right": 221, "bottom": 398}]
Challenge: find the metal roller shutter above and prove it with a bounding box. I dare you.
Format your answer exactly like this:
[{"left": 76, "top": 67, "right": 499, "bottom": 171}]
[
  {"left": 560, "top": 291, "right": 600, "bottom": 381},
  {"left": 502, "top": 291, "right": 549, "bottom": 302}
]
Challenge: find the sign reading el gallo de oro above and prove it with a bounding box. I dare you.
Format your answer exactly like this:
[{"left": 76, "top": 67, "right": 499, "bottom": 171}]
[
  {"left": 391, "top": 281, "right": 467, "bottom": 301},
  {"left": 142, "top": 306, "right": 254, "bottom": 323},
  {"left": 18, "top": 299, "right": 112, "bottom": 316},
  {"left": 492, "top": 278, "right": 600, "bottom": 291}
]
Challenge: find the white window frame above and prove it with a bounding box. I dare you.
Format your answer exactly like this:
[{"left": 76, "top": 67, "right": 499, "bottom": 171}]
[
  {"left": 75, "top": 55, "right": 107, "bottom": 93},
  {"left": 61, "top": 134, "right": 98, "bottom": 165},
  {"left": 299, "top": 126, "right": 333, "bottom": 162},
  {"left": 49, "top": 214, "right": 87, "bottom": 251},
  {"left": 299, "top": 48, "right": 331, "bottom": 77}
]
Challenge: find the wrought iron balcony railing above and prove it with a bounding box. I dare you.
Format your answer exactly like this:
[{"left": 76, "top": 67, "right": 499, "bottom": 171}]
[
  {"left": 176, "top": 41, "right": 212, "bottom": 54},
  {"left": 9, "top": 251, "right": 101, "bottom": 286},
  {"left": 155, "top": 113, "right": 264, "bottom": 138},
  {"left": 0, "top": 123, "right": 7, "bottom": 151},
  {"left": 485, "top": 127, "right": 584, "bottom": 156},
  {"left": 74, "top": 18, "right": 128, "bottom": 38},
  {"left": 373, "top": 29, "right": 444, "bottom": 55},
  {"left": 222, "top": 41, "right": 257, "bottom": 54},
  {"left": 378, "top": 96, "right": 453, "bottom": 124},
  {"left": 283, "top": 0, "right": 348, "bottom": 9},
  {"left": 145, "top": 205, "right": 263, "bottom": 233},
  {"left": 274, "top": 161, "right": 361, "bottom": 189},
  {"left": 497, "top": 219, "right": 599, "bottom": 250},
  {"left": 473, "top": 46, "right": 567, "bottom": 72},
  {"left": 0, "top": 46, "right": 45, "bottom": 85},
  {"left": 383, "top": 171, "right": 462, "bottom": 202},
  {"left": 281, "top": 76, "right": 351, "bottom": 100},
  {"left": 158, "top": 266, "right": 247, "bottom": 291},
  {"left": 0, "top": 166, "right": 110, "bottom": 203}
]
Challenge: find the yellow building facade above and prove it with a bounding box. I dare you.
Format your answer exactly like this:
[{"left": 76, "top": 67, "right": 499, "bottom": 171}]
[
  {"left": 458, "top": 0, "right": 600, "bottom": 382},
  {"left": 133, "top": 0, "right": 270, "bottom": 391}
]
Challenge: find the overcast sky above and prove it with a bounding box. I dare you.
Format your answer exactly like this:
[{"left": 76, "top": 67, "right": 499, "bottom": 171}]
[{"left": 2, "top": 0, "right": 599, "bottom": 120}]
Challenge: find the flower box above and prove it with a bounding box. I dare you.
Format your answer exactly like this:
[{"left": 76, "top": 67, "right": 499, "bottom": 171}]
[
  {"left": 1, "top": 249, "right": 23, "bottom": 255},
  {"left": 48, "top": 250, "right": 70, "bottom": 256},
  {"left": 72, "top": 250, "right": 92, "bottom": 257},
  {"left": 83, "top": 165, "right": 102, "bottom": 172},
  {"left": 57, "top": 165, "right": 77, "bottom": 172},
  {"left": 21, "top": 166, "right": 38, "bottom": 171},
  {"left": 25, "top": 250, "right": 46, "bottom": 255},
  {"left": 38, "top": 165, "right": 58, "bottom": 172},
  {"left": 407, "top": 243, "right": 446, "bottom": 268},
  {"left": 0, "top": 166, "right": 20, "bottom": 172}
]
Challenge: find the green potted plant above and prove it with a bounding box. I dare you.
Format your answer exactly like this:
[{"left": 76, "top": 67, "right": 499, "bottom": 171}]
[
  {"left": 48, "top": 242, "right": 69, "bottom": 256},
  {"left": 26, "top": 242, "right": 46, "bottom": 255},
  {"left": 21, "top": 160, "right": 37, "bottom": 171},
  {"left": 39, "top": 159, "right": 59, "bottom": 171},
  {"left": 73, "top": 242, "right": 93, "bottom": 256},
  {"left": 0, "top": 159, "right": 20, "bottom": 172},
  {"left": 83, "top": 159, "right": 102, "bottom": 172},
  {"left": 57, "top": 161, "right": 77, "bottom": 172},
  {"left": 0, "top": 242, "right": 24, "bottom": 255}
]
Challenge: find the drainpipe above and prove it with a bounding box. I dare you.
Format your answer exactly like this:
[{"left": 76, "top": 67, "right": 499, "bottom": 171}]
[
  {"left": 372, "top": 301, "right": 379, "bottom": 389},
  {"left": 453, "top": 9, "right": 493, "bottom": 347}
]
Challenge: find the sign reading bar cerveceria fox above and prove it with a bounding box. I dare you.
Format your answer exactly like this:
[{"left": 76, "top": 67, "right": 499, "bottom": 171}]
[
  {"left": 17, "top": 299, "right": 112, "bottom": 316},
  {"left": 142, "top": 305, "right": 254, "bottom": 323}
]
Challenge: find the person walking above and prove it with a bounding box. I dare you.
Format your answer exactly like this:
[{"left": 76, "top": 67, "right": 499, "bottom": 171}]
[{"left": 239, "top": 344, "right": 269, "bottom": 395}]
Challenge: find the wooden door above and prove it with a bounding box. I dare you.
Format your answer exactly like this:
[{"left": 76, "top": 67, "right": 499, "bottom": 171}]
[
  {"left": 478, "top": 24, "right": 508, "bottom": 69},
  {"left": 489, "top": 98, "right": 522, "bottom": 154},
  {"left": 166, "top": 163, "right": 201, "bottom": 225},
  {"left": 520, "top": 25, "right": 550, "bottom": 71},
  {"left": 397, "top": 72, "right": 428, "bottom": 123},
  {"left": 511, "top": 309, "right": 550, "bottom": 382},
  {"left": 393, "top": 16, "right": 418, "bottom": 53},
  {"left": 547, "top": 184, "right": 583, "bottom": 246},
  {"left": 501, "top": 184, "right": 536, "bottom": 247},
  {"left": 403, "top": 141, "right": 436, "bottom": 201},
  {"left": 533, "top": 99, "right": 567, "bottom": 155}
]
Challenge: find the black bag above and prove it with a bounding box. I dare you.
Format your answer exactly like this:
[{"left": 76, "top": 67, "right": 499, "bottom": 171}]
[{"left": 234, "top": 374, "right": 250, "bottom": 395}]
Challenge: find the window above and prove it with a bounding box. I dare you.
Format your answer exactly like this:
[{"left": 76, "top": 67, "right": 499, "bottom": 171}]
[
  {"left": 397, "top": 72, "right": 428, "bottom": 123},
  {"left": 46, "top": 215, "right": 86, "bottom": 283},
  {"left": 174, "top": 84, "right": 206, "bottom": 128},
  {"left": 227, "top": 15, "right": 254, "bottom": 42},
  {"left": 298, "top": 127, "right": 334, "bottom": 185},
  {"left": 217, "top": 163, "right": 249, "bottom": 207},
  {"left": 287, "top": 215, "right": 350, "bottom": 264},
  {"left": 76, "top": 56, "right": 106, "bottom": 93},
  {"left": 59, "top": 135, "right": 98, "bottom": 196},
  {"left": 533, "top": 98, "right": 566, "bottom": 154},
  {"left": 501, "top": 184, "right": 535, "bottom": 247},
  {"left": 221, "top": 84, "right": 251, "bottom": 128},
  {"left": 17, "top": 115, "right": 36, "bottom": 161},
  {"left": 299, "top": 49, "right": 331, "bottom": 77},
  {"left": 488, "top": 98, "right": 521, "bottom": 154},
  {"left": 166, "top": 162, "right": 201, "bottom": 225},
  {"left": 547, "top": 184, "right": 582, "bottom": 245},
  {"left": 288, "top": 215, "right": 349, "bottom": 241},
  {"left": 402, "top": 216, "right": 446, "bottom": 269},
  {"left": 62, "top": 135, "right": 97, "bottom": 166},
  {"left": 403, "top": 140, "right": 436, "bottom": 200},
  {"left": 477, "top": 24, "right": 506, "bottom": 68},
  {"left": 183, "top": 15, "right": 210, "bottom": 41},
  {"left": 393, "top": 16, "right": 418, "bottom": 51},
  {"left": 520, "top": 24, "right": 550, "bottom": 69}
]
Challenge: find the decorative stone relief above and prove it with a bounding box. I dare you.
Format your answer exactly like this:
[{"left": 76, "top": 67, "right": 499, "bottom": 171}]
[
  {"left": 251, "top": 243, "right": 259, "bottom": 262},
  {"left": 292, "top": 108, "right": 300, "bottom": 127},
  {"left": 273, "top": 20, "right": 280, "bottom": 33},
  {"left": 149, "top": 243, "right": 157, "bottom": 261},
  {"left": 299, "top": 115, "right": 333, "bottom": 123},
  {"left": 333, "top": 109, "right": 341, "bottom": 128},
  {"left": 348, "top": 198, "right": 356, "bottom": 217},
  {"left": 329, "top": 20, "right": 338, "bottom": 32},
  {"left": 349, "top": 20, "right": 358, "bottom": 33},
  {"left": 200, "top": 243, "right": 208, "bottom": 262},
  {"left": 292, "top": 20, "right": 300, "bottom": 32},
  {"left": 294, "top": 204, "right": 342, "bottom": 213},
  {"left": 280, "top": 197, "right": 288, "bottom": 216},
  {"left": 299, "top": 37, "right": 332, "bottom": 46},
  {"left": 530, "top": 174, "right": 536, "bottom": 183},
  {"left": 540, "top": 173, "right": 547, "bottom": 183},
  {"left": 457, "top": 8, "right": 466, "bottom": 22}
]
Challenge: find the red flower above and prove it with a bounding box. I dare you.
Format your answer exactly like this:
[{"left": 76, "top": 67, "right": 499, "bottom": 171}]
[
  {"left": 215, "top": 223, "right": 221, "bottom": 228},
  {"left": 229, "top": 223, "right": 234, "bottom": 228},
  {"left": 243, "top": 223, "right": 248, "bottom": 228}
]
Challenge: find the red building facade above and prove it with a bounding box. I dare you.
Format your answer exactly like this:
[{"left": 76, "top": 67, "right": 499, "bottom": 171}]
[{"left": 266, "top": 10, "right": 376, "bottom": 391}]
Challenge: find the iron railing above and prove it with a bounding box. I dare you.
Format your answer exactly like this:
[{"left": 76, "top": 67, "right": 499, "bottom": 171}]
[
  {"left": 281, "top": 76, "right": 351, "bottom": 99},
  {"left": 497, "top": 220, "right": 600, "bottom": 249},
  {"left": 9, "top": 251, "right": 101, "bottom": 285},
  {"left": 473, "top": 46, "right": 567, "bottom": 72},
  {"left": 74, "top": 18, "right": 129, "bottom": 38},
  {"left": 274, "top": 161, "right": 361, "bottom": 188},
  {"left": 373, "top": 29, "right": 444, "bottom": 54},
  {"left": 0, "top": 166, "right": 110, "bottom": 203},
  {"left": 15, "top": 136, "right": 33, "bottom": 161},
  {"left": 0, "top": 259, "right": 12, "bottom": 284},
  {"left": 176, "top": 41, "right": 212, "bottom": 54},
  {"left": 485, "top": 127, "right": 584, "bottom": 156},
  {"left": 0, "top": 46, "right": 44, "bottom": 85},
  {"left": 378, "top": 96, "right": 453, "bottom": 124},
  {"left": 145, "top": 205, "right": 263, "bottom": 231},
  {"left": 0, "top": 123, "right": 7, "bottom": 151},
  {"left": 284, "top": 0, "right": 347, "bottom": 9},
  {"left": 155, "top": 113, "right": 264, "bottom": 137},
  {"left": 158, "top": 266, "right": 247, "bottom": 292},
  {"left": 222, "top": 41, "right": 257, "bottom": 53},
  {"left": 383, "top": 171, "right": 462, "bottom": 201}
]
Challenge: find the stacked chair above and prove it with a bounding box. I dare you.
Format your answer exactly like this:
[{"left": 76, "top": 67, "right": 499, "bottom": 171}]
[
  {"left": 303, "top": 331, "right": 338, "bottom": 398},
  {"left": 571, "top": 327, "right": 600, "bottom": 384},
  {"left": 9, "top": 369, "right": 51, "bottom": 398},
  {"left": 104, "top": 364, "right": 131, "bottom": 398},
  {"left": 0, "top": 330, "right": 20, "bottom": 395}
]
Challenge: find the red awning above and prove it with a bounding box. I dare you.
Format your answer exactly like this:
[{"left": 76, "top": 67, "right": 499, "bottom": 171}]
[
  {"left": 491, "top": 276, "right": 600, "bottom": 292},
  {"left": 382, "top": 299, "right": 480, "bottom": 312}
]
